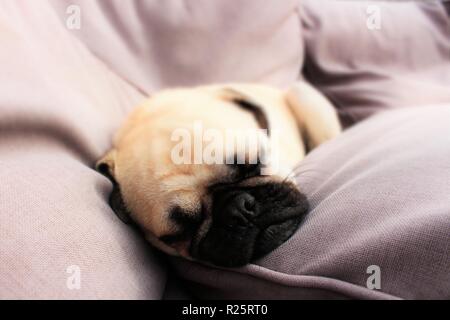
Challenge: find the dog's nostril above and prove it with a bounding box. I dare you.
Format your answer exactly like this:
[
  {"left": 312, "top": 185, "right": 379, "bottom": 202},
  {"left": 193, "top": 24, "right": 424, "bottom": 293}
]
[
  {"left": 214, "top": 191, "right": 259, "bottom": 228},
  {"left": 244, "top": 199, "right": 254, "bottom": 211},
  {"left": 222, "top": 193, "right": 257, "bottom": 227},
  {"left": 236, "top": 193, "right": 256, "bottom": 217},
  {"left": 225, "top": 209, "right": 248, "bottom": 228}
]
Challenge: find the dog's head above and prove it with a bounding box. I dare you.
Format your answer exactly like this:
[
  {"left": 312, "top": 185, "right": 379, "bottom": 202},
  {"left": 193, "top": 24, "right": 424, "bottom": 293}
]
[{"left": 96, "top": 85, "right": 308, "bottom": 267}]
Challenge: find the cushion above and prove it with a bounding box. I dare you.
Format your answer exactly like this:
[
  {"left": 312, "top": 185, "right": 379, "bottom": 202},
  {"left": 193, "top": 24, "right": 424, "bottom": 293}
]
[
  {"left": 170, "top": 105, "right": 450, "bottom": 299},
  {"left": 48, "top": 0, "right": 304, "bottom": 93},
  {"left": 0, "top": 2, "right": 166, "bottom": 299},
  {"left": 300, "top": 0, "right": 450, "bottom": 127}
]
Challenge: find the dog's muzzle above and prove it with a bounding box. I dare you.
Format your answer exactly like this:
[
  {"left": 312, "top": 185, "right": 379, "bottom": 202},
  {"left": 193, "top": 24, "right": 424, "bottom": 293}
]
[{"left": 192, "top": 182, "right": 308, "bottom": 267}]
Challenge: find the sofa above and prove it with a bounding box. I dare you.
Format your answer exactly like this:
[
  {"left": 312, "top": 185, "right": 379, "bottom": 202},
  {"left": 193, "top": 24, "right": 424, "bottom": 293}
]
[{"left": 1, "top": 0, "right": 449, "bottom": 299}]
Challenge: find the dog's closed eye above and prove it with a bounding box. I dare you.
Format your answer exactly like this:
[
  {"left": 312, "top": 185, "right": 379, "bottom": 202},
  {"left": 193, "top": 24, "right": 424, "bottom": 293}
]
[
  {"left": 230, "top": 162, "right": 261, "bottom": 179},
  {"left": 159, "top": 206, "right": 203, "bottom": 245}
]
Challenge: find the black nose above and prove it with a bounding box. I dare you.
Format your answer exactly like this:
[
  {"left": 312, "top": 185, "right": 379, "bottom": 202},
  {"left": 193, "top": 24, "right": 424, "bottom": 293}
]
[
  {"left": 196, "top": 183, "right": 308, "bottom": 267},
  {"left": 217, "top": 192, "right": 258, "bottom": 228}
]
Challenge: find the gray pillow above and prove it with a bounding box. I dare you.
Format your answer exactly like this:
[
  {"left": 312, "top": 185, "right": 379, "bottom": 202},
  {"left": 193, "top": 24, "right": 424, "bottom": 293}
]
[
  {"left": 170, "top": 106, "right": 450, "bottom": 299},
  {"left": 300, "top": 0, "right": 450, "bottom": 127}
]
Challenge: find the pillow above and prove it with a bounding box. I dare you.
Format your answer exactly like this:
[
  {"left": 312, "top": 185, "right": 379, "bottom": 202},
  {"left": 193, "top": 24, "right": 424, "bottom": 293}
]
[
  {"left": 49, "top": 0, "right": 304, "bottom": 93},
  {"left": 300, "top": 0, "right": 450, "bottom": 127},
  {"left": 170, "top": 105, "right": 450, "bottom": 299},
  {"left": 0, "top": 2, "right": 166, "bottom": 299}
]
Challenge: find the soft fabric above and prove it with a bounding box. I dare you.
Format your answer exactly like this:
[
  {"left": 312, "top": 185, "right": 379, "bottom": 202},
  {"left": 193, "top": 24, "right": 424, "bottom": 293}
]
[
  {"left": 300, "top": 0, "right": 450, "bottom": 127},
  {"left": 171, "top": 106, "right": 450, "bottom": 300},
  {"left": 0, "top": 2, "right": 166, "bottom": 299},
  {"left": 49, "top": 0, "right": 304, "bottom": 93}
]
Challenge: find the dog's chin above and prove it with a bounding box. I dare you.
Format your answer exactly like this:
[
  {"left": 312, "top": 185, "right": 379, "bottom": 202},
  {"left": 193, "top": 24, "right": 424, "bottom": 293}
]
[
  {"left": 195, "top": 215, "right": 304, "bottom": 268},
  {"left": 192, "top": 182, "right": 309, "bottom": 268}
]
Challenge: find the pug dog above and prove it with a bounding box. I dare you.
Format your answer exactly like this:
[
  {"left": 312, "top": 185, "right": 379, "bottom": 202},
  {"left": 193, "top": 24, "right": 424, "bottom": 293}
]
[{"left": 96, "top": 82, "right": 341, "bottom": 267}]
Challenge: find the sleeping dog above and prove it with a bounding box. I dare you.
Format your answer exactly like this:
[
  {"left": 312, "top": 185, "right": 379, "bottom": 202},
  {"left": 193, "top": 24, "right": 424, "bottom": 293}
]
[{"left": 96, "top": 83, "right": 341, "bottom": 267}]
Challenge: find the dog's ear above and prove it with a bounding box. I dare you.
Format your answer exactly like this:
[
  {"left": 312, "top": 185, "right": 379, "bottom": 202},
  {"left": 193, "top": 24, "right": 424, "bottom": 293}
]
[
  {"left": 285, "top": 82, "right": 341, "bottom": 152},
  {"left": 96, "top": 149, "right": 117, "bottom": 180},
  {"left": 219, "top": 87, "right": 270, "bottom": 135},
  {"left": 95, "top": 149, "right": 132, "bottom": 224}
]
